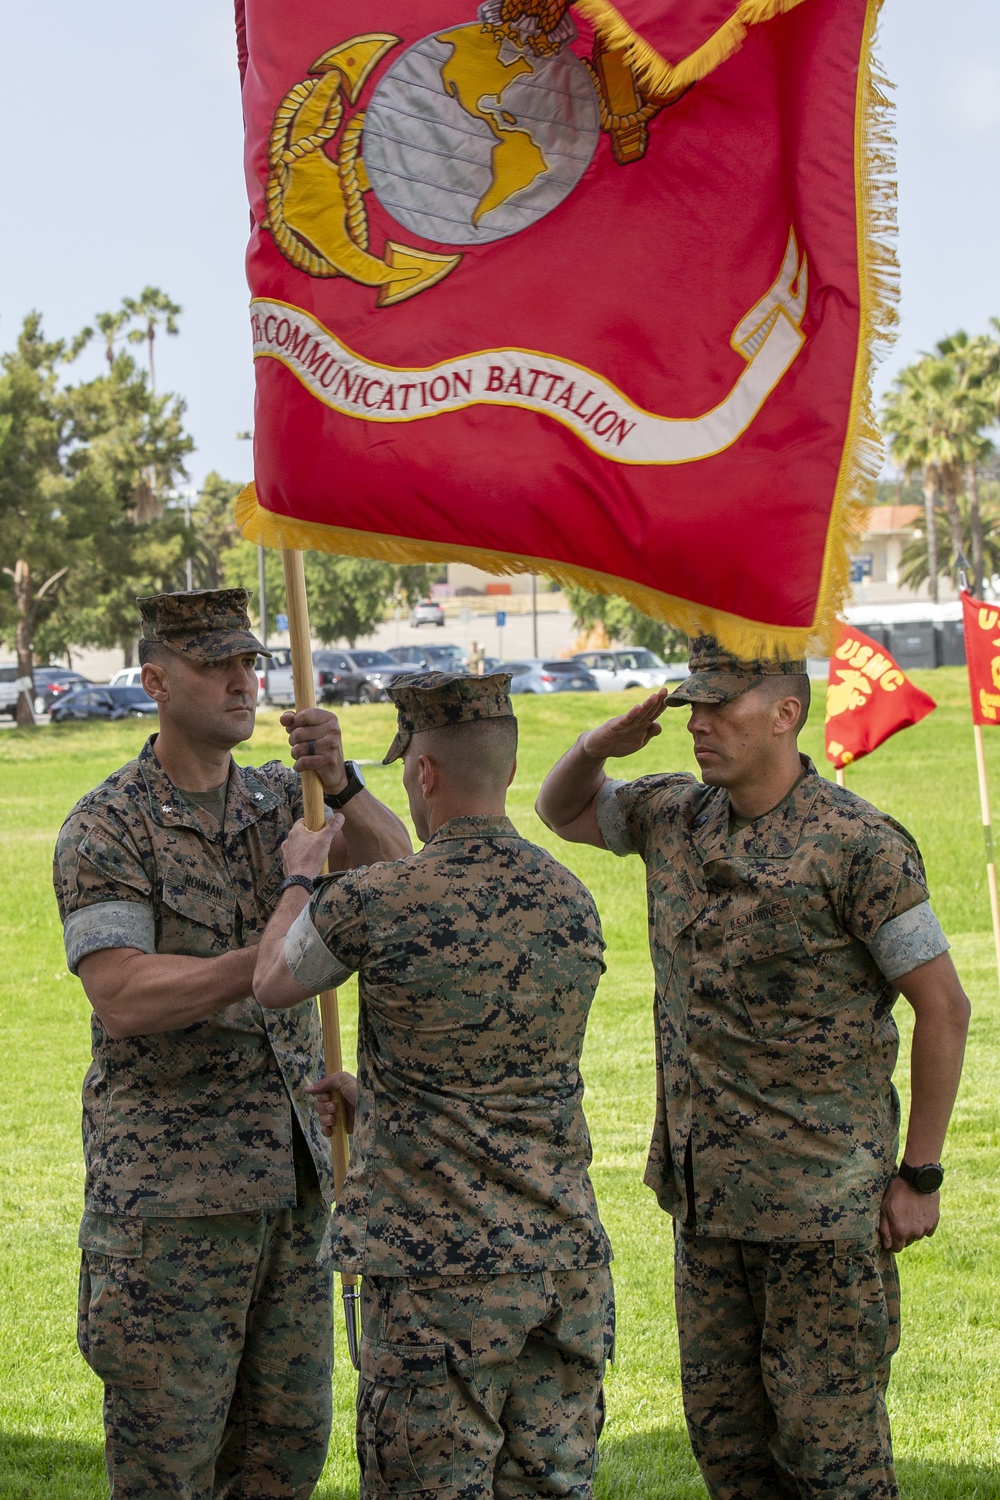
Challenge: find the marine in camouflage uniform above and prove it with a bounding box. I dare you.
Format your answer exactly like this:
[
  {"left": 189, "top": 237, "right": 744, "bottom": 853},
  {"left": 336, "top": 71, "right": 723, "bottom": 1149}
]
[
  {"left": 537, "top": 638, "right": 969, "bottom": 1500},
  {"left": 52, "top": 589, "right": 409, "bottom": 1500},
  {"left": 253, "top": 674, "right": 615, "bottom": 1500}
]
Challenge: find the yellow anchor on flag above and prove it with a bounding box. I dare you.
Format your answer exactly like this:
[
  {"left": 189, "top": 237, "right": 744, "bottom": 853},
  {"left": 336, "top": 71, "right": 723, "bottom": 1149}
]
[{"left": 265, "top": 36, "right": 462, "bottom": 306}]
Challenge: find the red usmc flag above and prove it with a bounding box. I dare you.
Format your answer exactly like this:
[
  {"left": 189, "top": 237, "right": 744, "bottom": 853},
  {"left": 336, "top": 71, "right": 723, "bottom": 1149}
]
[
  {"left": 962, "top": 589, "right": 1000, "bottom": 726},
  {"left": 825, "top": 623, "right": 936, "bottom": 769}
]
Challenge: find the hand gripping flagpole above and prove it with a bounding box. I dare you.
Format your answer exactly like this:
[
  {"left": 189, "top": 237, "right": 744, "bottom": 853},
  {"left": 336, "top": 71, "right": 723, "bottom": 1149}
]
[{"left": 281, "top": 547, "right": 361, "bottom": 1369}]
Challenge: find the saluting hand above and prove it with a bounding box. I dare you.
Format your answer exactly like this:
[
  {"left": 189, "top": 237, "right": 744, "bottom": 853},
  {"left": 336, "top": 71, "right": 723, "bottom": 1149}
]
[
  {"left": 306, "top": 1071, "right": 358, "bottom": 1136},
  {"left": 582, "top": 687, "right": 671, "bottom": 761},
  {"left": 281, "top": 707, "right": 351, "bottom": 795}
]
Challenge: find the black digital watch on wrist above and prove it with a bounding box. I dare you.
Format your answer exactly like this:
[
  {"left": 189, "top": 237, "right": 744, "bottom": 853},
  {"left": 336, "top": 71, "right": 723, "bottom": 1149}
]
[
  {"left": 323, "top": 760, "right": 366, "bottom": 810},
  {"left": 278, "top": 874, "right": 315, "bottom": 897},
  {"left": 897, "top": 1160, "right": 945, "bottom": 1194}
]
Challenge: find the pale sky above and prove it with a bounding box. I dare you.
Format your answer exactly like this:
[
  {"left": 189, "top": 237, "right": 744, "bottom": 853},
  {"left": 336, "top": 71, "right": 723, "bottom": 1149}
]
[{"left": 2, "top": 1, "right": 997, "bottom": 492}]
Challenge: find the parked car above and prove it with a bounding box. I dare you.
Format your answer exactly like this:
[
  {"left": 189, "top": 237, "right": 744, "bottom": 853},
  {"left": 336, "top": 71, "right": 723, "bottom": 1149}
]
[
  {"left": 316, "top": 650, "right": 421, "bottom": 705},
  {"left": 501, "top": 659, "right": 599, "bottom": 694},
  {"left": 255, "top": 647, "right": 295, "bottom": 706},
  {"left": 108, "top": 666, "right": 144, "bottom": 688},
  {"left": 387, "top": 643, "right": 466, "bottom": 670},
  {"left": 0, "top": 663, "right": 22, "bottom": 717},
  {"left": 409, "top": 599, "right": 445, "bottom": 628},
  {"left": 50, "top": 685, "right": 158, "bottom": 723},
  {"left": 33, "top": 669, "right": 93, "bottom": 714},
  {"left": 571, "top": 649, "right": 686, "bottom": 692}
]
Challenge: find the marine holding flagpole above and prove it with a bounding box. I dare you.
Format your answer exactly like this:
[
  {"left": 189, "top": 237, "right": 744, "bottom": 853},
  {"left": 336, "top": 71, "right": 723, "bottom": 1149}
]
[{"left": 52, "top": 588, "right": 410, "bottom": 1499}]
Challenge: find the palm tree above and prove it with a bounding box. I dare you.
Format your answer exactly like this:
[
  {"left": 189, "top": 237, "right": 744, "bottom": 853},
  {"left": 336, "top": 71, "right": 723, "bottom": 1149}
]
[
  {"left": 123, "top": 287, "right": 181, "bottom": 391},
  {"left": 899, "top": 488, "right": 1000, "bottom": 594},
  {"left": 882, "top": 338, "right": 1000, "bottom": 598},
  {"left": 882, "top": 361, "right": 945, "bottom": 602},
  {"left": 933, "top": 330, "right": 1000, "bottom": 594},
  {"left": 95, "top": 309, "right": 129, "bottom": 369}
]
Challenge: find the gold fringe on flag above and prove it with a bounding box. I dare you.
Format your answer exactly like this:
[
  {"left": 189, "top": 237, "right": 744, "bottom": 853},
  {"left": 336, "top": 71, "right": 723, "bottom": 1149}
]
[
  {"left": 573, "top": 0, "right": 810, "bottom": 98},
  {"left": 236, "top": 0, "right": 897, "bottom": 662},
  {"left": 812, "top": 0, "right": 899, "bottom": 655}
]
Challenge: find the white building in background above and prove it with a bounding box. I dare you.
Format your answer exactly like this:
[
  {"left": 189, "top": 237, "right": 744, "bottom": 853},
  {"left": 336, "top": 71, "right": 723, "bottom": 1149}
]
[
  {"left": 846, "top": 504, "right": 959, "bottom": 608},
  {"left": 445, "top": 563, "right": 538, "bottom": 596}
]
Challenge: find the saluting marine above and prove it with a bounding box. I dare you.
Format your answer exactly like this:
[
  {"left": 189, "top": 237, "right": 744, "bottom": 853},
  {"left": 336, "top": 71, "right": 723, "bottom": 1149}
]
[
  {"left": 255, "top": 672, "right": 615, "bottom": 1500},
  {"left": 537, "top": 636, "right": 971, "bottom": 1500},
  {"left": 53, "top": 588, "right": 410, "bottom": 1500}
]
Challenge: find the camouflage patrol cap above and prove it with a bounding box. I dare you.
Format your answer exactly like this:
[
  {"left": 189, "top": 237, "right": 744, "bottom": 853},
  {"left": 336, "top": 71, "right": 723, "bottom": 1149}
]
[
  {"left": 667, "top": 634, "right": 807, "bottom": 706},
  {"left": 137, "top": 588, "right": 270, "bottom": 664},
  {"left": 383, "top": 671, "right": 514, "bottom": 764}
]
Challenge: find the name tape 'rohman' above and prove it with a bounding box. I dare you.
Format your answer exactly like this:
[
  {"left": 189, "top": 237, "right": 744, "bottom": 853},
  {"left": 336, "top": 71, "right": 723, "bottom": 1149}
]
[{"left": 251, "top": 232, "right": 808, "bottom": 467}]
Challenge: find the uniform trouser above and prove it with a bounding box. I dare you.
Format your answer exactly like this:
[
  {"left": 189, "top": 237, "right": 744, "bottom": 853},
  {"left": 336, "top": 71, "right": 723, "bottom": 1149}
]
[
  {"left": 674, "top": 1227, "right": 901, "bottom": 1500},
  {"left": 77, "top": 1184, "right": 333, "bottom": 1500},
  {"left": 356, "top": 1265, "right": 615, "bottom": 1500}
]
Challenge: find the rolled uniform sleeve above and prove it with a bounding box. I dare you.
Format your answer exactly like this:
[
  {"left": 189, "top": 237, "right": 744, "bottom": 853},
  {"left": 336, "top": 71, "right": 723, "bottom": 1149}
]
[
  {"left": 595, "top": 773, "right": 696, "bottom": 858},
  {"left": 284, "top": 870, "right": 370, "bottom": 994},
  {"left": 841, "top": 819, "right": 949, "bottom": 980},
  {"left": 54, "top": 814, "right": 155, "bottom": 975}
]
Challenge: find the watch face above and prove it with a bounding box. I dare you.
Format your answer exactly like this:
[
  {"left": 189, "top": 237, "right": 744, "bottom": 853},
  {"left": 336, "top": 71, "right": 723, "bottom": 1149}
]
[{"left": 913, "top": 1165, "right": 944, "bottom": 1193}]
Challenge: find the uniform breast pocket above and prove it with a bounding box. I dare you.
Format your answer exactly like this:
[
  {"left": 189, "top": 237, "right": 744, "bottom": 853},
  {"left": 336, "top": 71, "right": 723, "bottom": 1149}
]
[
  {"left": 726, "top": 900, "right": 820, "bottom": 1038},
  {"left": 157, "top": 857, "right": 235, "bottom": 957}
]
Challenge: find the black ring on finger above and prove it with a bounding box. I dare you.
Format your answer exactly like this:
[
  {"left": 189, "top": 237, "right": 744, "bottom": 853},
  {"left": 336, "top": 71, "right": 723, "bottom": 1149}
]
[{"left": 309, "top": 740, "right": 316, "bottom": 758}]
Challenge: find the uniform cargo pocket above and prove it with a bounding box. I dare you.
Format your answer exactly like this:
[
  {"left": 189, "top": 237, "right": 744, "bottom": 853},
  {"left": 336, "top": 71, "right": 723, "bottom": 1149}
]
[
  {"left": 358, "top": 1335, "right": 453, "bottom": 1493},
  {"left": 77, "top": 1213, "right": 158, "bottom": 1389}
]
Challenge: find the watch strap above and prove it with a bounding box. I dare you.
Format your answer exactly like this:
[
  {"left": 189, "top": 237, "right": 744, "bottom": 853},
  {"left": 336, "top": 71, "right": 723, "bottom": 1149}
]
[
  {"left": 324, "top": 761, "right": 366, "bottom": 810},
  {"left": 279, "top": 874, "right": 315, "bottom": 896},
  {"left": 898, "top": 1160, "right": 944, "bottom": 1193}
]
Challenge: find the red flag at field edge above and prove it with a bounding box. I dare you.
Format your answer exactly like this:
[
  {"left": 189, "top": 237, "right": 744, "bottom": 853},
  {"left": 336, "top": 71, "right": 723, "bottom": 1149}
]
[
  {"left": 235, "top": 0, "right": 897, "bottom": 658},
  {"left": 961, "top": 590, "right": 1000, "bottom": 726},
  {"left": 825, "top": 624, "right": 935, "bottom": 769}
]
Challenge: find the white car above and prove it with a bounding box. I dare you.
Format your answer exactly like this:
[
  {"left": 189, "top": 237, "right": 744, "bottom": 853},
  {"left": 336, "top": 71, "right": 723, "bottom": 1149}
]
[
  {"left": 571, "top": 649, "right": 686, "bottom": 692},
  {"left": 109, "top": 666, "right": 145, "bottom": 688},
  {"left": 256, "top": 648, "right": 295, "bottom": 705}
]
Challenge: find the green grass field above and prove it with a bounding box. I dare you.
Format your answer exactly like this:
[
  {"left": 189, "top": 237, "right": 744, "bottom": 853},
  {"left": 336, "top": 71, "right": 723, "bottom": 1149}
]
[{"left": 1, "top": 671, "right": 998, "bottom": 1498}]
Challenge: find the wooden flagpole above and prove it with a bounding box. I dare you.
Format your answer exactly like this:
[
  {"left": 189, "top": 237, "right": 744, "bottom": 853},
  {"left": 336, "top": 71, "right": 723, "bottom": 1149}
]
[
  {"left": 281, "top": 547, "right": 360, "bottom": 1365},
  {"left": 835, "top": 768, "right": 845, "bottom": 788},
  {"left": 972, "top": 721, "right": 1000, "bottom": 984}
]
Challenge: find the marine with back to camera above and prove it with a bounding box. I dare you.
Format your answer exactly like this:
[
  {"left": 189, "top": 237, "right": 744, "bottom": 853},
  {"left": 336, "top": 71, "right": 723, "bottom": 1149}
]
[
  {"left": 254, "top": 671, "right": 615, "bottom": 1500},
  {"left": 536, "top": 635, "right": 971, "bottom": 1500},
  {"left": 52, "top": 587, "right": 411, "bottom": 1500}
]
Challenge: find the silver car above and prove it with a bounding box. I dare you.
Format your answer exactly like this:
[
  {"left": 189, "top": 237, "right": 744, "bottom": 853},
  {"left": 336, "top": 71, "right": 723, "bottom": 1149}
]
[
  {"left": 409, "top": 599, "right": 446, "bottom": 628},
  {"left": 572, "top": 649, "right": 686, "bottom": 692},
  {"left": 501, "top": 659, "right": 599, "bottom": 694}
]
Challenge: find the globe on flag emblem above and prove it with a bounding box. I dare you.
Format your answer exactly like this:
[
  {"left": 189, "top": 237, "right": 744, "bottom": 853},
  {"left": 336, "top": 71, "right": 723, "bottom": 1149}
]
[{"left": 362, "top": 17, "right": 600, "bottom": 247}]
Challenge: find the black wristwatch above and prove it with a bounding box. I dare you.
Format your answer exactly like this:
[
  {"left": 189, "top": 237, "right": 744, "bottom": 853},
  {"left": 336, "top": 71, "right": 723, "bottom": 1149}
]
[
  {"left": 324, "top": 761, "right": 366, "bottom": 810},
  {"left": 279, "top": 874, "right": 315, "bottom": 897},
  {"left": 897, "top": 1160, "right": 945, "bottom": 1194}
]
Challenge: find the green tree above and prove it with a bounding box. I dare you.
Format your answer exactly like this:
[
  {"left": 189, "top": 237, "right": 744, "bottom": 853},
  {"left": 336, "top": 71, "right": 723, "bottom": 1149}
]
[
  {"left": 564, "top": 585, "right": 687, "bottom": 660},
  {"left": 0, "top": 310, "right": 194, "bottom": 699},
  {"left": 122, "top": 286, "right": 182, "bottom": 392},
  {"left": 0, "top": 316, "right": 106, "bottom": 722},
  {"left": 222, "top": 539, "right": 433, "bottom": 646},
  {"left": 899, "top": 484, "right": 1000, "bottom": 594},
  {"left": 882, "top": 328, "right": 1000, "bottom": 598},
  {"left": 188, "top": 472, "right": 244, "bottom": 589},
  {"left": 933, "top": 330, "right": 1000, "bottom": 595}
]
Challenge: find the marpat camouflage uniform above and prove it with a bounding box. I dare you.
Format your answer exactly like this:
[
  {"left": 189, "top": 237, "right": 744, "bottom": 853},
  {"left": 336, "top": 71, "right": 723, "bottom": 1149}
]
[
  {"left": 597, "top": 668, "right": 948, "bottom": 1500},
  {"left": 286, "top": 673, "right": 614, "bottom": 1498},
  {"left": 52, "top": 590, "right": 335, "bottom": 1500}
]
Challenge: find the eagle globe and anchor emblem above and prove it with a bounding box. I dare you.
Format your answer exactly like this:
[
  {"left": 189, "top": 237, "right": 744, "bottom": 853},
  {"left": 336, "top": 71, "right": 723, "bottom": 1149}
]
[
  {"left": 259, "top": 2, "right": 811, "bottom": 465},
  {"left": 265, "top": 2, "right": 673, "bottom": 304}
]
